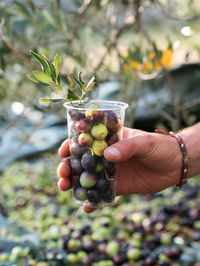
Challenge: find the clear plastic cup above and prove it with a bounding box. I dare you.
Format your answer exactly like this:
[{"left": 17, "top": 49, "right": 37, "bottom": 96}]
[{"left": 64, "top": 100, "right": 128, "bottom": 207}]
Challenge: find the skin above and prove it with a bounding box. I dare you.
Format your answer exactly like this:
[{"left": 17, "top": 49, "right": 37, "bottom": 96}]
[{"left": 57, "top": 127, "right": 185, "bottom": 213}]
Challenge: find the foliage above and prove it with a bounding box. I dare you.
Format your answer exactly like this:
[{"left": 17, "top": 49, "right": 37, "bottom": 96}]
[{"left": 28, "top": 51, "right": 96, "bottom": 104}]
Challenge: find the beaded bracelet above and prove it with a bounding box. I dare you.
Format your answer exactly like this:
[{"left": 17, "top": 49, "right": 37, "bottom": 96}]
[{"left": 155, "top": 129, "right": 190, "bottom": 188}]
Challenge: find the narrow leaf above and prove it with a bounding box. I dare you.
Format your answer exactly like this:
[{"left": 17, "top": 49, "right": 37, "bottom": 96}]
[
  {"left": 57, "top": 75, "right": 61, "bottom": 85},
  {"left": 54, "top": 54, "right": 61, "bottom": 79},
  {"left": 33, "top": 71, "right": 53, "bottom": 83},
  {"left": 40, "top": 98, "right": 64, "bottom": 103},
  {"left": 46, "top": 59, "right": 56, "bottom": 82},
  {"left": 31, "top": 51, "right": 51, "bottom": 76},
  {"left": 78, "top": 71, "right": 85, "bottom": 85},
  {"left": 27, "top": 74, "right": 39, "bottom": 83},
  {"left": 67, "top": 90, "right": 79, "bottom": 101},
  {"left": 73, "top": 75, "right": 84, "bottom": 89},
  {"left": 86, "top": 76, "right": 96, "bottom": 92}
]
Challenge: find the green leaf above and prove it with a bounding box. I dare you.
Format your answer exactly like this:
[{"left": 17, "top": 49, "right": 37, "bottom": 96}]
[
  {"left": 67, "top": 90, "right": 79, "bottom": 101},
  {"left": 33, "top": 71, "right": 53, "bottom": 84},
  {"left": 27, "top": 74, "right": 39, "bottom": 83},
  {"left": 40, "top": 98, "right": 64, "bottom": 103},
  {"left": 73, "top": 75, "right": 84, "bottom": 90},
  {"left": 31, "top": 51, "right": 51, "bottom": 76},
  {"left": 57, "top": 75, "right": 61, "bottom": 85},
  {"left": 54, "top": 54, "right": 61, "bottom": 79},
  {"left": 78, "top": 71, "right": 85, "bottom": 85},
  {"left": 86, "top": 76, "right": 96, "bottom": 92},
  {"left": 45, "top": 59, "right": 56, "bottom": 82}
]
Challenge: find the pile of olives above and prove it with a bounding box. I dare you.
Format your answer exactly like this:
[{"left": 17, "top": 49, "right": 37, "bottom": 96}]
[{"left": 68, "top": 104, "right": 122, "bottom": 207}]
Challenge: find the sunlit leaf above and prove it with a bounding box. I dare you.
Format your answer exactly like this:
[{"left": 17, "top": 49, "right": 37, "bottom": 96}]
[
  {"left": 54, "top": 54, "right": 61, "bottom": 79},
  {"left": 31, "top": 51, "right": 51, "bottom": 76},
  {"left": 33, "top": 71, "right": 53, "bottom": 84},
  {"left": 46, "top": 59, "right": 56, "bottom": 82},
  {"left": 27, "top": 74, "right": 39, "bottom": 83},
  {"left": 86, "top": 76, "right": 96, "bottom": 91}
]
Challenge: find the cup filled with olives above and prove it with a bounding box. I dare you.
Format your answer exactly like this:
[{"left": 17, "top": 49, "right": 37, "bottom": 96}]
[{"left": 64, "top": 100, "right": 128, "bottom": 207}]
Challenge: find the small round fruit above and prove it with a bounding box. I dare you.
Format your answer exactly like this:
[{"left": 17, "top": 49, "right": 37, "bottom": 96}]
[
  {"left": 85, "top": 104, "right": 102, "bottom": 122},
  {"left": 101, "top": 188, "right": 115, "bottom": 203},
  {"left": 103, "top": 111, "right": 122, "bottom": 132},
  {"left": 101, "top": 157, "right": 114, "bottom": 169},
  {"left": 96, "top": 178, "right": 110, "bottom": 192},
  {"left": 70, "top": 157, "right": 83, "bottom": 175},
  {"left": 78, "top": 133, "right": 93, "bottom": 147},
  {"left": 69, "top": 109, "right": 84, "bottom": 121},
  {"left": 80, "top": 171, "right": 97, "bottom": 188},
  {"left": 92, "top": 140, "right": 108, "bottom": 156},
  {"left": 91, "top": 123, "right": 108, "bottom": 140},
  {"left": 75, "top": 118, "right": 91, "bottom": 132},
  {"left": 58, "top": 178, "right": 71, "bottom": 191},
  {"left": 67, "top": 253, "right": 78, "bottom": 264},
  {"left": 87, "top": 189, "right": 100, "bottom": 205},
  {"left": 106, "top": 132, "right": 119, "bottom": 146},
  {"left": 74, "top": 187, "right": 87, "bottom": 201},
  {"left": 127, "top": 248, "right": 141, "bottom": 261},
  {"left": 95, "top": 162, "right": 103, "bottom": 172},
  {"left": 81, "top": 150, "right": 98, "bottom": 171},
  {"left": 107, "top": 241, "right": 119, "bottom": 256},
  {"left": 70, "top": 142, "right": 88, "bottom": 158}
]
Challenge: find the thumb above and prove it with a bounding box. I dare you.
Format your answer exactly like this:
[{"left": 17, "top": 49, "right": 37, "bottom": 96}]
[{"left": 104, "top": 134, "right": 155, "bottom": 162}]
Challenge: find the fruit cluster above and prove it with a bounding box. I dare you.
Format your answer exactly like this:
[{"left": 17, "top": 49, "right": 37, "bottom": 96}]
[{"left": 68, "top": 104, "right": 122, "bottom": 206}]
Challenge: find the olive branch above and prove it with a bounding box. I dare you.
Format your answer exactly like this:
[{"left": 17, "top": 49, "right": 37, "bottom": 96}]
[{"left": 27, "top": 51, "right": 96, "bottom": 105}]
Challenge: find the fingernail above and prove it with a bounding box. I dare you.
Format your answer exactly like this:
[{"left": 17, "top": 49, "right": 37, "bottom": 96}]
[{"left": 106, "top": 147, "right": 121, "bottom": 159}]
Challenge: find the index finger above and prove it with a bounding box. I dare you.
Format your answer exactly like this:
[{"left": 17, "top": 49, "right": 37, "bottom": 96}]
[{"left": 58, "top": 139, "right": 70, "bottom": 158}]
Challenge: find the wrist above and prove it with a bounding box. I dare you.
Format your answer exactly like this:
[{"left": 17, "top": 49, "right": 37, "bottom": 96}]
[{"left": 179, "top": 123, "right": 200, "bottom": 178}]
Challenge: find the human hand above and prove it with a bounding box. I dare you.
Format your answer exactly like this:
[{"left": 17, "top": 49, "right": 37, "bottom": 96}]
[{"left": 57, "top": 127, "right": 182, "bottom": 213}]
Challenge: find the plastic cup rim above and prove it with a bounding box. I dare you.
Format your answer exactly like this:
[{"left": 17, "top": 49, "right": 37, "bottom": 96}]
[{"left": 63, "top": 100, "right": 129, "bottom": 111}]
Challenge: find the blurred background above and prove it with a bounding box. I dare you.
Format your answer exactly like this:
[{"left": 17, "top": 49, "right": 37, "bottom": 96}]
[{"left": 0, "top": 0, "right": 200, "bottom": 265}]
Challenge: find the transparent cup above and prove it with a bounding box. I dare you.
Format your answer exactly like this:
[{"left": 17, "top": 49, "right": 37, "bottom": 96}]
[{"left": 64, "top": 100, "right": 128, "bottom": 207}]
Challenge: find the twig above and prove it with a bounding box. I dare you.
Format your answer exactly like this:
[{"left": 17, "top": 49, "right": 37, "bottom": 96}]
[
  {"left": 181, "top": 97, "right": 200, "bottom": 110},
  {"left": 0, "top": 25, "right": 38, "bottom": 68}
]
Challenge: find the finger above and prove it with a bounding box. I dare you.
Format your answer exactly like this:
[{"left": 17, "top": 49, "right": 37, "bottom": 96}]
[
  {"left": 58, "top": 139, "right": 70, "bottom": 158},
  {"left": 83, "top": 202, "right": 97, "bottom": 213},
  {"left": 104, "top": 133, "right": 155, "bottom": 162},
  {"left": 57, "top": 158, "right": 71, "bottom": 179},
  {"left": 122, "top": 127, "right": 146, "bottom": 139},
  {"left": 58, "top": 178, "right": 71, "bottom": 191}
]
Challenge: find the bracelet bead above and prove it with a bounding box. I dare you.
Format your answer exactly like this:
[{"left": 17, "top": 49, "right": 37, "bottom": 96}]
[{"left": 155, "top": 129, "right": 189, "bottom": 188}]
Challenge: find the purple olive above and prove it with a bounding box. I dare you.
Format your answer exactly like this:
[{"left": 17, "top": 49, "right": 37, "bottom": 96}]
[
  {"left": 87, "top": 189, "right": 100, "bottom": 205},
  {"left": 106, "top": 132, "right": 119, "bottom": 146},
  {"left": 80, "top": 171, "right": 97, "bottom": 188},
  {"left": 78, "top": 133, "right": 93, "bottom": 147},
  {"left": 96, "top": 178, "right": 110, "bottom": 192},
  {"left": 103, "top": 111, "right": 122, "bottom": 132},
  {"left": 69, "top": 109, "right": 84, "bottom": 121},
  {"left": 75, "top": 118, "right": 91, "bottom": 133},
  {"left": 70, "top": 142, "right": 88, "bottom": 158},
  {"left": 70, "top": 157, "right": 83, "bottom": 175},
  {"left": 81, "top": 150, "right": 98, "bottom": 171}
]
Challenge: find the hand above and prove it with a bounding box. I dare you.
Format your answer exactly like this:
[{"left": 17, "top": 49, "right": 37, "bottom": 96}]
[{"left": 57, "top": 127, "right": 182, "bottom": 213}]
